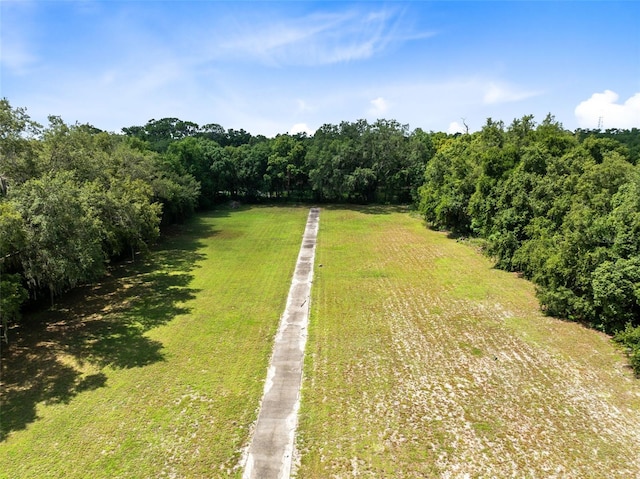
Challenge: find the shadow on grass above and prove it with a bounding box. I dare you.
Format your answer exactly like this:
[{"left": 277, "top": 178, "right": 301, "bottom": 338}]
[
  {"left": 0, "top": 215, "right": 213, "bottom": 441},
  {"left": 321, "top": 203, "right": 411, "bottom": 215}
]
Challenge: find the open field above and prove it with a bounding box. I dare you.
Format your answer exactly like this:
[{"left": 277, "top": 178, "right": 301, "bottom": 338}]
[
  {"left": 2, "top": 205, "right": 640, "bottom": 478},
  {"left": 0, "top": 206, "right": 309, "bottom": 479},
  {"left": 296, "top": 206, "right": 640, "bottom": 478}
]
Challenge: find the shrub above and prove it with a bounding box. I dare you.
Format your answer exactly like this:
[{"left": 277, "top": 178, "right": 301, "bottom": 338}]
[{"left": 613, "top": 323, "right": 640, "bottom": 376}]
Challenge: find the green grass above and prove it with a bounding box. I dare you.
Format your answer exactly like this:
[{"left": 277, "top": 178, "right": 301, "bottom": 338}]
[
  {"left": 297, "top": 205, "right": 640, "bottom": 478},
  {"left": 0, "top": 205, "right": 309, "bottom": 479},
  {"left": 3, "top": 205, "right": 640, "bottom": 478}
]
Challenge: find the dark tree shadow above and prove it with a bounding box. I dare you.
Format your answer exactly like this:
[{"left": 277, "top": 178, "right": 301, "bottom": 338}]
[
  {"left": 0, "top": 215, "right": 213, "bottom": 441},
  {"left": 321, "top": 203, "right": 411, "bottom": 215}
]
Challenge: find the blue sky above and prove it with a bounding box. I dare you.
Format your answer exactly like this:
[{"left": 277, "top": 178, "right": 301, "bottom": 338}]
[{"left": 1, "top": 1, "right": 639, "bottom": 136}]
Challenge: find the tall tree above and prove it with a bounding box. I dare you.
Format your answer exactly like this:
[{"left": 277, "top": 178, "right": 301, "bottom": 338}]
[
  {"left": 13, "top": 172, "right": 104, "bottom": 304},
  {"left": 0, "top": 98, "right": 42, "bottom": 186}
]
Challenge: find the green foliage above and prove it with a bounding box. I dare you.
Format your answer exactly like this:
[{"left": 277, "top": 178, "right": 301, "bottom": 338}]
[
  {"left": 0, "top": 200, "right": 28, "bottom": 333},
  {"left": 0, "top": 200, "right": 26, "bottom": 263},
  {"left": 150, "top": 169, "right": 200, "bottom": 224},
  {"left": 13, "top": 171, "right": 106, "bottom": 300},
  {"left": 613, "top": 324, "right": 640, "bottom": 375},
  {"left": 576, "top": 127, "right": 640, "bottom": 164},
  {"left": 82, "top": 177, "right": 161, "bottom": 260},
  {"left": 122, "top": 117, "right": 199, "bottom": 152},
  {"left": 0, "top": 100, "right": 193, "bottom": 317},
  {"left": 418, "top": 115, "right": 640, "bottom": 339},
  {"left": 0, "top": 98, "right": 42, "bottom": 185},
  {"left": 124, "top": 116, "right": 436, "bottom": 204},
  {"left": 592, "top": 258, "right": 640, "bottom": 330},
  {"left": 419, "top": 135, "right": 476, "bottom": 233},
  {"left": 0, "top": 273, "right": 28, "bottom": 341}
]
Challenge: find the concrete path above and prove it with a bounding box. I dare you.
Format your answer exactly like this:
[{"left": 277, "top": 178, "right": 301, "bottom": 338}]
[{"left": 242, "top": 207, "right": 320, "bottom": 479}]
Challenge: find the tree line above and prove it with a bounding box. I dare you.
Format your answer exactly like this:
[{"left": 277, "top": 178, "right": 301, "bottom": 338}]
[
  {"left": 0, "top": 100, "right": 199, "bottom": 339},
  {"left": 418, "top": 115, "right": 640, "bottom": 372},
  {"left": 121, "top": 116, "right": 436, "bottom": 205},
  {"left": 1, "top": 98, "right": 639, "bottom": 373}
]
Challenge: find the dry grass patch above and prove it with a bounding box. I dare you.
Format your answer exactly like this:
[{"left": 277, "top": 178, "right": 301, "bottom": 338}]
[{"left": 297, "top": 206, "right": 640, "bottom": 478}]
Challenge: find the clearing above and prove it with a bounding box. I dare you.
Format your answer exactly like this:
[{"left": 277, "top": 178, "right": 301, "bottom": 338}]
[
  {"left": 296, "top": 206, "right": 640, "bottom": 478},
  {"left": 1, "top": 205, "right": 639, "bottom": 478}
]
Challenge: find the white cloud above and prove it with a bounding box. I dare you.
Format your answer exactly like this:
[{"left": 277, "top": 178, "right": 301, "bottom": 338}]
[
  {"left": 447, "top": 121, "right": 466, "bottom": 134},
  {"left": 575, "top": 90, "right": 640, "bottom": 129},
  {"left": 369, "top": 97, "right": 390, "bottom": 116},
  {"left": 290, "top": 123, "right": 313, "bottom": 135},
  {"left": 483, "top": 82, "right": 541, "bottom": 105}
]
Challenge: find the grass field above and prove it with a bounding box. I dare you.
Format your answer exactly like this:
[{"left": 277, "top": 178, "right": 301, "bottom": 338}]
[
  {"left": 0, "top": 206, "right": 309, "bottom": 479},
  {"left": 2, "top": 205, "right": 640, "bottom": 478},
  {"left": 296, "top": 206, "right": 640, "bottom": 478}
]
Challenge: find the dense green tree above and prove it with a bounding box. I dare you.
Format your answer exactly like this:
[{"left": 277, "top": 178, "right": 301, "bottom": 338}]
[
  {"left": 418, "top": 114, "right": 639, "bottom": 342},
  {"left": 40, "top": 116, "right": 114, "bottom": 182},
  {"left": 0, "top": 273, "right": 28, "bottom": 342},
  {"left": 0, "top": 200, "right": 26, "bottom": 264},
  {"left": 209, "top": 145, "right": 237, "bottom": 198},
  {"left": 592, "top": 258, "right": 640, "bottom": 330},
  {"left": 613, "top": 323, "right": 640, "bottom": 374},
  {"left": 226, "top": 128, "right": 253, "bottom": 147},
  {"left": 122, "top": 118, "right": 200, "bottom": 152},
  {"left": 236, "top": 142, "right": 269, "bottom": 199},
  {"left": 0, "top": 102, "right": 185, "bottom": 320},
  {"left": 419, "top": 134, "right": 477, "bottom": 233},
  {"left": 0, "top": 98, "right": 42, "bottom": 186},
  {"left": 404, "top": 128, "right": 436, "bottom": 203},
  {"left": 165, "top": 137, "right": 221, "bottom": 207},
  {"left": 266, "top": 134, "right": 307, "bottom": 199},
  {"left": 12, "top": 172, "right": 104, "bottom": 304},
  {"left": 151, "top": 169, "right": 200, "bottom": 224},
  {"left": 0, "top": 199, "right": 28, "bottom": 340},
  {"left": 363, "top": 119, "right": 408, "bottom": 202},
  {"left": 82, "top": 177, "right": 161, "bottom": 261},
  {"left": 576, "top": 127, "right": 640, "bottom": 164},
  {"left": 199, "top": 123, "right": 227, "bottom": 145}
]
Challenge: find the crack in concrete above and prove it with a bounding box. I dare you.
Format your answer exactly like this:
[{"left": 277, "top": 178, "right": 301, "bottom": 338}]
[{"left": 242, "top": 208, "right": 319, "bottom": 479}]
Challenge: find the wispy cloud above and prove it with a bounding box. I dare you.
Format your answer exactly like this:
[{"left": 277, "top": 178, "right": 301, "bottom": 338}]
[
  {"left": 7, "top": 2, "right": 634, "bottom": 136},
  {"left": 0, "top": 2, "right": 39, "bottom": 75},
  {"left": 296, "top": 99, "right": 312, "bottom": 113},
  {"left": 483, "top": 82, "right": 542, "bottom": 104},
  {"left": 0, "top": 40, "right": 38, "bottom": 75},
  {"left": 220, "top": 6, "right": 433, "bottom": 66}
]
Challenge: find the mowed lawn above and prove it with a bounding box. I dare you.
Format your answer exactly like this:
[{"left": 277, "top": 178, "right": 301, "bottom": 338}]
[
  {"left": 3, "top": 205, "right": 640, "bottom": 479},
  {"left": 0, "top": 206, "right": 309, "bottom": 479},
  {"left": 297, "top": 206, "right": 640, "bottom": 478}
]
